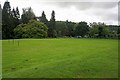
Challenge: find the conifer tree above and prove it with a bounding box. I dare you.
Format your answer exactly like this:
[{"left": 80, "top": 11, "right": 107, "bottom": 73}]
[
  {"left": 48, "top": 10, "right": 56, "bottom": 37},
  {"left": 0, "top": 4, "right": 2, "bottom": 39},
  {"left": 40, "top": 11, "right": 48, "bottom": 25},
  {"left": 2, "top": 0, "right": 13, "bottom": 39}
]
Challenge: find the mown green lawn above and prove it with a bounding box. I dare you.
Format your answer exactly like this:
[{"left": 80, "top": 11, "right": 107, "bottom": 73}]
[{"left": 2, "top": 38, "right": 118, "bottom": 78}]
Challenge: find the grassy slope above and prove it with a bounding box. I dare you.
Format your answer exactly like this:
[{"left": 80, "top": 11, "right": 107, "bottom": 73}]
[{"left": 2, "top": 38, "right": 118, "bottom": 78}]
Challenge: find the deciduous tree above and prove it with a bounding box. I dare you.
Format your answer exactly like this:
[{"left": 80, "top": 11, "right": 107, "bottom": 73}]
[
  {"left": 21, "top": 7, "right": 36, "bottom": 24},
  {"left": 75, "top": 22, "right": 89, "bottom": 37},
  {"left": 14, "top": 20, "right": 48, "bottom": 38}
]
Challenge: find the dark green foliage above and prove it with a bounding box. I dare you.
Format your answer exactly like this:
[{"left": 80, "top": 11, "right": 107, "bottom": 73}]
[
  {"left": 89, "top": 22, "right": 109, "bottom": 38},
  {"left": 75, "top": 22, "right": 89, "bottom": 37},
  {"left": 16, "top": 7, "right": 20, "bottom": 18},
  {"left": 11, "top": 7, "right": 20, "bottom": 38},
  {"left": 12, "top": 7, "right": 20, "bottom": 24},
  {"left": 2, "top": 1, "right": 16, "bottom": 39},
  {"left": 14, "top": 23, "right": 26, "bottom": 38},
  {"left": 66, "top": 20, "right": 76, "bottom": 37},
  {"left": 40, "top": 11, "right": 48, "bottom": 25},
  {"left": 1, "top": 1, "right": 119, "bottom": 39},
  {"left": 98, "top": 26, "right": 104, "bottom": 37},
  {"left": 2, "top": 1, "right": 20, "bottom": 39},
  {"left": 50, "top": 10, "right": 55, "bottom": 22},
  {"left": 2, "top": 1, "right": 11, "bottom": 39},
  {"left": 55, "top": 21, "right": 76, "bottom": 37},
  {"left": 0, "top": 4, "right": 2, "bottom": 39},
  {"left": 56, "top": 21, "right": 68, "bottom": 37},
  {"left": 14, "top": 20, "right": 48, "bottom": 38},
  {"left": 21, "top": 7, "right": 36, "bottom": 24},
  {"left": 52, "top": 20, "right": 77, "bottom": 38},
  {"left": 108, "top": 25, "right": 120, "bottom": 39},
  {"left": 98, "top": 23, "right": 109, "bottom": 38},
  {"left": 89, "top": 22, "right": 99, "bottom": 38},
  {"left": 118, "top": 28, "right": 120, "bottom": 39},
  {"left": 48, "top": 10, "right": 56, "bottom": 37}
]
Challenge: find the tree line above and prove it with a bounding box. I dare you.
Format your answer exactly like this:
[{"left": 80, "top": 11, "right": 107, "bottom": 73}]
[{"left": 1, "top": 1, "right": 120, "bottom": 39}]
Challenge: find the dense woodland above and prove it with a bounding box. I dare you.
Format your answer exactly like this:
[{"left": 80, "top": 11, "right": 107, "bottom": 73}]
[{"left": 0, "top": 1, "right": 120, "bottom": 39}]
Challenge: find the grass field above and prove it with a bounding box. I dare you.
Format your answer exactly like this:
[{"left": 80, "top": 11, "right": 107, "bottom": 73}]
[{"left": 2, "top": 38, "right": 118, "bottom": 78}]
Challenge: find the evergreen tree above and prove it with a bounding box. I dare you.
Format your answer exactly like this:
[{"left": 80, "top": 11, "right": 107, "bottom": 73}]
[
  {"left": 16, "top": 7, "right": 20, "bottom": 19},
  {"left": 48, "top": 10, "right": 56, "bottom": 37},
  {"left": 40, "top": 11, "right": 48, "bottom": 25},
  {"left": 0, "top": 4, "right": 2, "bottom": 39},
  {"left": 12, "top": 8, "right": 16, "bottom": 18},
  {"left": 0, "top": 3, "right": 1, "bottom": 9},
  {"left": 2, "top": 0, "right": 13, "bottom": 39},
  {"left": 50, "top": 10, "right": 55, "bottom": 22},
  {"left": 11, "top": 7, "right": 20, "bottom": 38}
]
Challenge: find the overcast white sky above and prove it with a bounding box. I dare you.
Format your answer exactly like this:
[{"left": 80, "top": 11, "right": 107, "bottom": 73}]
[{"left": 0, "top": 0, "right": 119, "bottom": 25}]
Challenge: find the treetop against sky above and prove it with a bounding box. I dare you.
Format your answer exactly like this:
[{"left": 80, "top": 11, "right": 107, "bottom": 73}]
[{"left": 0, "top": 0, "right": 119, "bottom": 25}]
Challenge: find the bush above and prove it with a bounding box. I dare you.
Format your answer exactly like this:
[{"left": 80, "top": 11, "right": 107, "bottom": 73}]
[{"left": 14, "top": 20, "right": 48, "bottom": 38}]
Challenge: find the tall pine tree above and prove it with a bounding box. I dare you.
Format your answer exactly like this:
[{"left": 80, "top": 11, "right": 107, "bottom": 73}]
[
  {"left": 16, "top": 7, "right": 20, "bottom": 19},
  {"left": 48, "top": 10, "right": 56, "bottom": 37},
  {"left": 2, "top": 0, "right": 13, "bottom": 39},
  {"left": 2, "top": 1, "right": 20, "bottom": 39},
  {"left": 11, "top": 7, "right": 20, "bottom": 38},
  {"left": 0, "top": 4, "right": 2, "bottom": 39},
  {"left": 40, "top": 11, "right": 48, "bottom": 25}
]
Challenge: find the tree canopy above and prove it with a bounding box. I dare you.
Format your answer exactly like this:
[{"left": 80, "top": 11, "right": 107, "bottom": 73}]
[
  {"left": 75, "top": 22, "right": 89, "bottom": 37},
  {"left": 14, "top": 20, "right": 48, "bottom": 38},
  {"left": 21, "top": 7, "right": 36, "bottom": 24},
  {"left": 89, "top": 22, "right": 109, "bottom": 38},
  {"left": 1, "top": 1, "right": 119, "bottom": 39}
]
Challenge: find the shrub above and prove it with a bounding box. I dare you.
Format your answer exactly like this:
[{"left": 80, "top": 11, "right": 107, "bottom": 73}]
[{"left": 14, "top": 20, "right": 48, "bottom": 38}]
